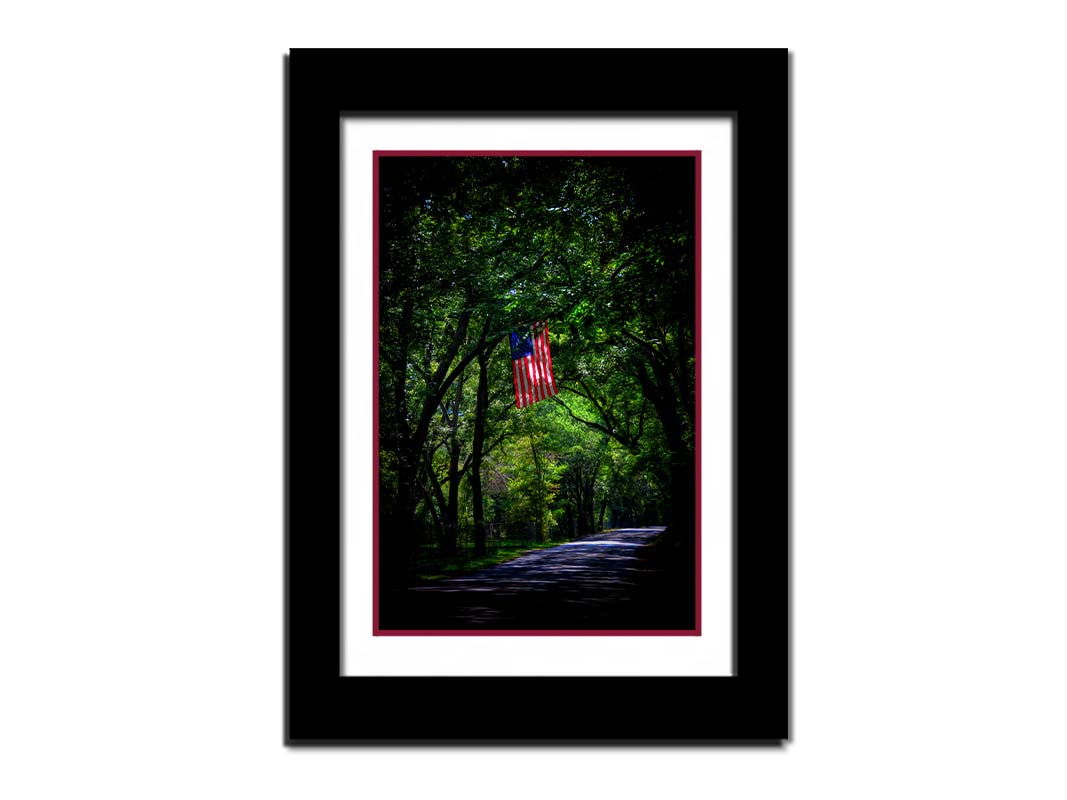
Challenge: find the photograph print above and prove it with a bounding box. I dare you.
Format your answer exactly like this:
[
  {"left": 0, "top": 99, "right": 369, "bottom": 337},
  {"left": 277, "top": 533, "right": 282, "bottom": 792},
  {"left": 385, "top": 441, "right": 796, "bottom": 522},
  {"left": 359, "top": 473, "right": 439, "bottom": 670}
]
[{"left": 375, "top": 152, "right": 700, "bottom": 634}]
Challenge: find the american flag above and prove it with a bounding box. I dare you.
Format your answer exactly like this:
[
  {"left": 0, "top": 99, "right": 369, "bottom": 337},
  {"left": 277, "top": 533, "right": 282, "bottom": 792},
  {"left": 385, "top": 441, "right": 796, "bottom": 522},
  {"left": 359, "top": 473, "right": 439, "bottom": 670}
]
[{"left": 510, "top": 321, "right": 558, "bottom": 408}]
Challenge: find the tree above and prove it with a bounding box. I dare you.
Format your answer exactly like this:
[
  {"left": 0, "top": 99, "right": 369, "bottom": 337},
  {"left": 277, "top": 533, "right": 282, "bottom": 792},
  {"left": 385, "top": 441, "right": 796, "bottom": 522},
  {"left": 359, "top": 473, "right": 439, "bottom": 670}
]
[{"left": 377, "top": 155, "right": 697, "bottom": 586}]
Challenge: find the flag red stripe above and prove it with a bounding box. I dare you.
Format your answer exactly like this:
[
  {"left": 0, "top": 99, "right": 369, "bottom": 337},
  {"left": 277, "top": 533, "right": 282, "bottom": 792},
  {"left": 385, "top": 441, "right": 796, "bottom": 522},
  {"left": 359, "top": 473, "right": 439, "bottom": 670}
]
[
  {"left": 512, "top": 357, "right": 522, "bottom": 408},
  {"left": 538, "top": 323, "right": 549, "bottom": 397},
  {"left": 528, "top": 332, "right": 538, "bottom": 403},
  {"left": 516, "top": 357, "right": 525, "bottom": 407},
  {"left": 543, "top": 322, "right": 557, "bottom": 395},
  {"left": 537, "top": 324, "right": 546, "bottom": 401},
  {"left": 538, "top": 322, "right": 548, "bottom": 402},
  {"left": 520, "top": 356, "right": 529, "bottom": 407},
  {"left": 527, "top": 356, "right": 537, "bottom": 403},
  {"left": 519, "top": 353, "right": 532, "bottom": 407},
  {"left": 529, "top": 355, "right": 537, "bottom": 404},
  {"left": 530, "top": 326, "right": 544, "bottom": 402}
]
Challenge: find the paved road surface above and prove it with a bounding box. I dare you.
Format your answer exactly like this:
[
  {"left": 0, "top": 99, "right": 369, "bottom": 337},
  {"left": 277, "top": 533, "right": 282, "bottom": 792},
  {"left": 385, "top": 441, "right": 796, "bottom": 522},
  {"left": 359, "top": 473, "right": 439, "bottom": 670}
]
[{"left": 380, "top": 527, "right": 695, "bottom": 631}]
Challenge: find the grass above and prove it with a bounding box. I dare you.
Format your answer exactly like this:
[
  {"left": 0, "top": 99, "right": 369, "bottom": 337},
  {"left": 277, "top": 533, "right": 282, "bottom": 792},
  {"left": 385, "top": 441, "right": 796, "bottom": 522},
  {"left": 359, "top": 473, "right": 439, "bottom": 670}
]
[{"left": 413, "top": 541, "right": 563, "bottom": 584}]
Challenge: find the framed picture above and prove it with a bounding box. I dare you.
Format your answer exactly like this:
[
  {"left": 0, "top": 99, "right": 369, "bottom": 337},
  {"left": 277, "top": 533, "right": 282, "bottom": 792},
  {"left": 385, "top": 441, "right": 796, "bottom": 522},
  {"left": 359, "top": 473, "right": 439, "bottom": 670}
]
[{"left": 286, "top": 48, "right": 788, "bottom": 743}]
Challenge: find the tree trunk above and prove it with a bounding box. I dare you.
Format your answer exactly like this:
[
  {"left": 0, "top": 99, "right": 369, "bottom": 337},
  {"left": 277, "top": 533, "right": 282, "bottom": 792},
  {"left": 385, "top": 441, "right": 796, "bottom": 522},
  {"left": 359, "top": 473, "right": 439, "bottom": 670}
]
[
  {"left": 440, "top": 373, "right": 467, "bottom": 557},
  {"left": 469, "top": 349, "right": 491, "bottom": 556},
  {"left": 382, "top": 308, "right": 482, "bottom": 587},
  {"left": 529, "top": 435, "right": 545, "bottom": 542},
  {"left": 422, "top": 452, "right": 448, "bottom": 550}
]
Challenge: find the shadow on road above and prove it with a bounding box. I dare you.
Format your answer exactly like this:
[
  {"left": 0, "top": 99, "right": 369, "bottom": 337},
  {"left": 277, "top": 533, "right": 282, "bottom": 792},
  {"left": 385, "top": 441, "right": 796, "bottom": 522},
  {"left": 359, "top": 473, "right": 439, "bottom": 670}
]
[{"left": 378, "top": 527, "right": 696, "bottom": 632}]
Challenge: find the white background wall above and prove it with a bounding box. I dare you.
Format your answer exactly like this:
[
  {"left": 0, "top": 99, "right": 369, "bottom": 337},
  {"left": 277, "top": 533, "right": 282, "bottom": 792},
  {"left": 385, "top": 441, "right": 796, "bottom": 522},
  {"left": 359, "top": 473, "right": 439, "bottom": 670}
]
[{"left": 2, "top": 4, "right": 1066, "bottom": 798}]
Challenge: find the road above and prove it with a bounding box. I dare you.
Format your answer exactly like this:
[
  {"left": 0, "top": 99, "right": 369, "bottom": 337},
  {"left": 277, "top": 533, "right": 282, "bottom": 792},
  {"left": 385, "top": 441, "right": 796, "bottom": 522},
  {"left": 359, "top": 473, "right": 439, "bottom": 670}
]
[{"left": 379, "top": 527, "right": 696, "bottom": 631}]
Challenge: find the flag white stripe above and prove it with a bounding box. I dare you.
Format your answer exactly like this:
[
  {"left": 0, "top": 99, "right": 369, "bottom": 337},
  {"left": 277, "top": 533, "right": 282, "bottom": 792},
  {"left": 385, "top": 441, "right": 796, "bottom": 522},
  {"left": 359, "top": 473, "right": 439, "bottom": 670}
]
[
  {"left": 526, "top": 356, "right": 538, "bottom": 403},
  {"left": 518, "top": 356, "right": 528, "bottom": 407},
  {"left": 542, "top": 323, "right": 557, "bottom": 394},
  {"left": 520, "top": 353, "right": 532, "bottom": 407},
  {"left": 532, "top": 325, "right": 546, "bottom": 401},
  {"left": 512, "top": 358, "right": 522, "bottom": 408},
  {"left": 530, "top": 330, "right": 543, "bottom": 402}
]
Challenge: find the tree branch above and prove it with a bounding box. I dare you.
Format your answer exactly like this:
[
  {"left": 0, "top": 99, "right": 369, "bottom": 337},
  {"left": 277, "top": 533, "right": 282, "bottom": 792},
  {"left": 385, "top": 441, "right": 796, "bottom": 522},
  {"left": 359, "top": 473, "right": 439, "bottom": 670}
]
[{"left": 551, "top": 391, "right": 619, "bottom": 442}]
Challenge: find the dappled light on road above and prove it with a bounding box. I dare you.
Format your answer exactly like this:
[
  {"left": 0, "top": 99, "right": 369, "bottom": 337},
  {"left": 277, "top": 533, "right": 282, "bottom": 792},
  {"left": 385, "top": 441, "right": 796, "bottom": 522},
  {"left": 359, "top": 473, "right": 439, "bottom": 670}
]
[{"left": 380, "top": 526, "right": 695, "bottom": 630}]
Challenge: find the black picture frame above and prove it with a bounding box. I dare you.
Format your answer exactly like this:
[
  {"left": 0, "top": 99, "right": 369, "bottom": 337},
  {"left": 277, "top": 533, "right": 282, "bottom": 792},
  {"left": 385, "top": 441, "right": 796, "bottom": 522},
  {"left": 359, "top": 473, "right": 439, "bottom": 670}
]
[{"left": 286, "top": 48, "right": 788, "bottom": 743}]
